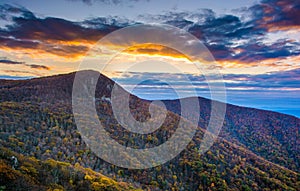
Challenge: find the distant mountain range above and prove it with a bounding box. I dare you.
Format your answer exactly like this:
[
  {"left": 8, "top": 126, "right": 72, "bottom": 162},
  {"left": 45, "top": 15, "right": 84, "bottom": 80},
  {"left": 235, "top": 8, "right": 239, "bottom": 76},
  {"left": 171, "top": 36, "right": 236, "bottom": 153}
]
[{"left": 0, "top": 70, "right": 299, "bottom": 190}]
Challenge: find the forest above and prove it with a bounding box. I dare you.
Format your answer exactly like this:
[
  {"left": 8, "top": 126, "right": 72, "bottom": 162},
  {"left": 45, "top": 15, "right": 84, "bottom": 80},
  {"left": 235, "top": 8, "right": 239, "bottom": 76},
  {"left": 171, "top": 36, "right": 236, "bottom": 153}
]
[{"left": 0, "top": 70, "right": 299, "bottom": 190}]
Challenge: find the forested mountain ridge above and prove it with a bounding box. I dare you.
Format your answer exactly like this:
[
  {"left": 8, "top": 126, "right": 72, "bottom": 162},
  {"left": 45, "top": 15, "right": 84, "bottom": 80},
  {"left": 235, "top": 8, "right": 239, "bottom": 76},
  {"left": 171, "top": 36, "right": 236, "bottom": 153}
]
[
  {"left": 0, "top": 70, "right": 299, "bottom": 190},
  {"left": 1, "top": 70, "right": 299, "bottom": 172},
  {"left": 163, "top": 97, "right": 300, "bottom": 172}
]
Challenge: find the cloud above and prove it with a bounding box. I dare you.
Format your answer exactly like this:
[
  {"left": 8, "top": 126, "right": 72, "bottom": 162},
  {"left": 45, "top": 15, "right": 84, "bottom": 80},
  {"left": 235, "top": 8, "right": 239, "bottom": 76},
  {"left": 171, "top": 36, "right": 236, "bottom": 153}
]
[
  {"left": 1, "top": 2, "right": 300, "bottom": 71},
  {"left": 222, "top": 68, "right": 300, "bottom": 89},
  {"left": 0, "top": 4, "right": 35, "bottom": 21},
  {"left": 137, "top": 3, "right": 300, "bottom": 64},
  {"left": 0, "top": 59, "right": 25, "bottom": 65},
  {"left": 225, "top": 39, "right": 300, "bottom": 63},
  {"left": 112, "top": 69, "right": 300, "bottom": 103},
  {"left": 0, "top": 58, "right": 50, "bottom": 70},
  {"left": 135, "top": 10, "right": 263, "bottom": 62},
  {"left": 254, "top": 0, "right": 300, "bottom": 31},
  {"left": 124, "top": 44, "right": 187, "bottom": 59},
  {"left": 2, "top": 16, "right": 107, "bottom": 44},
  {"left": 0, "top": 4, "right": 127, "bottom": 60},
  {"left": 187, "top": 7, "right": 300, "bottom": 63},
  {"left": 67, "top": 0, "right": 150, "bottom": 5},
  {"left": 81, "top": 16, "right": 135, "bottom": 29},
  {"left": 119, "top": 68, "right": 300, "bottom": 88},
  {"left": 27, "top": 64, "right": 50, "bottom": 70}
]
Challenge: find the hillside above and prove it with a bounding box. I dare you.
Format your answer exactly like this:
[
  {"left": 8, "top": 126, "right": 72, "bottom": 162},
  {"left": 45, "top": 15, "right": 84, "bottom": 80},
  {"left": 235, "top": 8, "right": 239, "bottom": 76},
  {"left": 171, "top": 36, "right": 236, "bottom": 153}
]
[
  {"left": 163, "top": 98, "right": 300, "bottom": 172},
  {"left": 1, "top": 70, "right": 299, "bottom": 171},
  {"left": 0, "top": 70, "right": 299, "bottom": 190},
  {"left": 0, "top": 147, "right": 142, "bottom": 191}
]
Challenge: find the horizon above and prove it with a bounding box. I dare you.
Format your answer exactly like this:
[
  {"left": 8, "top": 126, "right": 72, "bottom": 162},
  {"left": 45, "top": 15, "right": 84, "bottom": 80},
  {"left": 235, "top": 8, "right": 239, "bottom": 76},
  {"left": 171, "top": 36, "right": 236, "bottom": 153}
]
[{"left": 1, "top": 69, "right": 299, "bottom": 118}]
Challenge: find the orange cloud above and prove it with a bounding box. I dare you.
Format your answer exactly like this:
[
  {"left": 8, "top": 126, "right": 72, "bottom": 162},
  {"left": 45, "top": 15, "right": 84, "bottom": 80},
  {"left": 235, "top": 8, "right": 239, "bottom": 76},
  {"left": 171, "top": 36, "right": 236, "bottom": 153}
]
[
  {"left": 0, "top": 41, "right": 92, "bottom": 62},
  {"left": 124, "top": 44, "right": 189, "bottom": 60}
]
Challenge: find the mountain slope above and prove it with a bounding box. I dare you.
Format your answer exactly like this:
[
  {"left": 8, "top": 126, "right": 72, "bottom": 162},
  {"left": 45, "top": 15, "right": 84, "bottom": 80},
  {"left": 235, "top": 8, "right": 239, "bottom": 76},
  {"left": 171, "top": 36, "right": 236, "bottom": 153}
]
[
  {"left": 163, "top": 97, "right": 300, "bottom": 172},
  {"left": 1, "top": 70, "right": 299, "bottom": 171},
  {"left": 0, "top": 147, "right": 142, "bottom": 191},
  {"left": 0, "top": 70, "right": 299, "bottom": 190}
]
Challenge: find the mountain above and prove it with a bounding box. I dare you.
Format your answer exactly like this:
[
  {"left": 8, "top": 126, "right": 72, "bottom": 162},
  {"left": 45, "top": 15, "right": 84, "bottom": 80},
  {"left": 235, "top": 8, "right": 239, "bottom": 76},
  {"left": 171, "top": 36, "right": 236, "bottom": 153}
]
[
  {"left": 163, "top": 97, "right": 300, "bottom": 172},
  {"left": 0, "top": 70, "right": 299, "bottom": 190}
]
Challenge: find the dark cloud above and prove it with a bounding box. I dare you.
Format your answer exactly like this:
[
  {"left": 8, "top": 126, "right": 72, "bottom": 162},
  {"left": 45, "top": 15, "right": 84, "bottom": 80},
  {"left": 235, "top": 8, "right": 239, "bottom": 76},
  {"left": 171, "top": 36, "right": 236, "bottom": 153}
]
[
  {"left": 27, "top": 64, "right": 50, "bottom": 70},
  {"left": 190, "top": 4, "right": 300, "bottom": 62},
  {"left": 4, "top": 16, "right": 108, "bottom": 43},
  {"left": 255, "top": 0, "right": 300, "bottom": 31},
  {"left": 160, "top": 13, "right": 248, "bottom": 61},
  {"left": 0, "top": 59, "right": 25, "bottom": 65},
  {"left": 228, "top": 40, "right": 300, "bottom": 63},
  {"left": 0, "top": 4, "right": 127, "bottom": 58},
  {"left": 0, "top": 58, "right": 50, "bottom": 70},
  {"left": 0, "top": 4, "right": 35, "bottom": 21},
  {"left": 0, "top": 36, "right": 39, "bottom": 49}
]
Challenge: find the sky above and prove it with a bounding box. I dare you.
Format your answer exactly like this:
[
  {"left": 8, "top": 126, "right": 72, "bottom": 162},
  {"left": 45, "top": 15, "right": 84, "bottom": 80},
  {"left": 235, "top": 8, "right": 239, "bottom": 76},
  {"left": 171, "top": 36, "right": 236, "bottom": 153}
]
[{"left": 0, "top": 0, "right": 299, "bottom": 117}]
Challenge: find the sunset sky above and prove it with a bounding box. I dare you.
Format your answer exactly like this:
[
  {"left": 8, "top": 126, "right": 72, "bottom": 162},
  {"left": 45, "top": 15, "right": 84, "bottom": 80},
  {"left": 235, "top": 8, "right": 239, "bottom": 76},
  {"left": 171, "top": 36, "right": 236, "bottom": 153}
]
[{"left": 0, "top": 0, "right": 299, "bottom": 117}]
